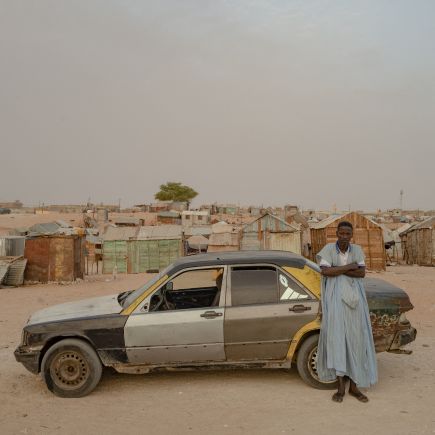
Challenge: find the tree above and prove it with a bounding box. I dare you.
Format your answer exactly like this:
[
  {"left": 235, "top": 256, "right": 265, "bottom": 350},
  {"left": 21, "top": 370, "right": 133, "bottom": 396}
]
[{"left": 154, "top": 182, "right": 198, "bottom": 209}]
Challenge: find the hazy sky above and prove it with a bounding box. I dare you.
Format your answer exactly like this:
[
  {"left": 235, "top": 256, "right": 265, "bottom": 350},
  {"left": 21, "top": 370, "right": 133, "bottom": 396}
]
[{"left": 1, "top": 1, "right": 434, "bottom": 211}]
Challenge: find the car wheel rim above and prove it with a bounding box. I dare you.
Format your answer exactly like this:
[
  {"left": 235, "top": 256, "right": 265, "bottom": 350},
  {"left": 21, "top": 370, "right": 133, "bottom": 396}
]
[
  {"left": 307, "top": 346, "right": 336, "bottom": 384},
  {"left": 50, "top": 350, "right": 90, "bottom": 390}
]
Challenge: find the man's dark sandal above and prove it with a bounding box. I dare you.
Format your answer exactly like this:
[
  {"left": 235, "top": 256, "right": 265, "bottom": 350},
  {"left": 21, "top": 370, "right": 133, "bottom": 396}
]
[
  {"left": 349, "top": 391, "right": 369, "bottom": 403},
  {"left": 332, "top": 392, "right": 344, "bottom": 403}
]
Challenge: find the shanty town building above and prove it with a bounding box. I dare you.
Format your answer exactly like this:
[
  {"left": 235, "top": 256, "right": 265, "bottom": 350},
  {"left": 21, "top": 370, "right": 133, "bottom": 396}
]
[
  {"left": 401, "top": 217, "right": 435, "bottom": 266},
  {"left": 239, "top": 212, "right": 302, "bottom": 254},
  {"left": 310, "top": 211, "right": 386, "bottom": 271}
]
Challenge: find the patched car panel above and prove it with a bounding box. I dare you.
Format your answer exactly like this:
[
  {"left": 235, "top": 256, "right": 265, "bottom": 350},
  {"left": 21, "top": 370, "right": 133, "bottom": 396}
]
[{"left": 224, "top": 301, "right": 319, "bottom": 360}]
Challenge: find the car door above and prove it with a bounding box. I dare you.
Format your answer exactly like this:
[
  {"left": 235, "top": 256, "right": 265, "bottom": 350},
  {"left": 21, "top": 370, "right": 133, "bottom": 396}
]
[
  {"left": 224, "top": 264, "right": 319, "bottom": 361},
  {"left": 124, "top": 266, "right": 227, "bottom": 365}
]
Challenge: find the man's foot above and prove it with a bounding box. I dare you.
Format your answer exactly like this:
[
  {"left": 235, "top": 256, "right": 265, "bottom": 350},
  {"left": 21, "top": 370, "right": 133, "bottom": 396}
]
[
  {"left": 349, "top": 390, "right": 369, "bottom": 403},
  {"left": 332, "top": 392, "right": 344, "bottom": 403},
  {"left": 332, "top": 376, "right": 346, "bottom": 403},
  {"left": 349, "top": 379, "right": 369, "bottom": 403}
]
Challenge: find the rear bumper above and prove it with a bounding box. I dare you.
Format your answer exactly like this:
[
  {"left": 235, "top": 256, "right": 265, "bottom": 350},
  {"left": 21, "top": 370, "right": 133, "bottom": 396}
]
[
  {"left": 388, "top": 327, "right": 417, "bottom": 351},
  {"left": 14, "top": 345, "right": 40, "bottom": 374}
]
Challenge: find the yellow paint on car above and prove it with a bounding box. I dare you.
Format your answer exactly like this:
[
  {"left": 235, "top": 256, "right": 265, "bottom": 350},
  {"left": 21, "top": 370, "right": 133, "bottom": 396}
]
[
  {"left": 121, "top": 275, "right": 169, "bottom": 315},
  {"left": 283, "top": 265, "right": 322, "bottom": 359},
  {"left": 286, "top": 318, "right": 321, "bottom": 360},
  {"left": 283, "top": 266, "right": 321, "bottom": 298}
]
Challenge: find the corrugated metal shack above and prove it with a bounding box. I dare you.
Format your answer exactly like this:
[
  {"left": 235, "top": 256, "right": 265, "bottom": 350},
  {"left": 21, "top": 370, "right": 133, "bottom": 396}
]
[
  {"left": 181, "top": 211, "right": 210, "bottom": 226},
  {"left": 102, "top": 227, "right": 139, "bottom": 274},
  {"left": 128, "top": 225, "right": 183, "bottom": 273},
  {"left": 113, "top": 217, "right": 144, "bottom": 227},
  {"left": 157, "top": 211, "right": 181, "bottom": 225},
  {"left": 0, "top": 236, "right": 25, "bottom": 256},
  {"left": 310, "top": 212, "right": 386, "bottom": 271},
  {"left": 207, "top": 222, "right": 240, "bottom": 252},
  {"left": 401, "top": 217, "right": 435, "bottom": 266},
  {"left": 24, "top": 235, "right": 85, "bottom": 282},
  {"left": 240, "top": 212, "right": 302, "bottom": 254},
  {"left": 102, "top": 225, "right": 183, "bottom": 274}
]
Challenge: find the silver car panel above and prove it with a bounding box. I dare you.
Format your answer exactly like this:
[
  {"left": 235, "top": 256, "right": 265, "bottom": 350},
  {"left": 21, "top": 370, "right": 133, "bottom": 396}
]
[
  {"left": 125, "top": 308, "right": 225, "bottom": 363},
  {"left": 124, "top": 266, "right": 227, "bottom": 364}
]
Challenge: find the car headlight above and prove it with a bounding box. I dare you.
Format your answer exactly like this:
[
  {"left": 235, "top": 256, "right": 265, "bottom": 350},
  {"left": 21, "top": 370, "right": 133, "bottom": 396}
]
[
  {"left": 21, "top": 330, "right": 29, "bottom": 345},
  {"left": 399, "top": 313, "right": 409, "bottom": 324}
]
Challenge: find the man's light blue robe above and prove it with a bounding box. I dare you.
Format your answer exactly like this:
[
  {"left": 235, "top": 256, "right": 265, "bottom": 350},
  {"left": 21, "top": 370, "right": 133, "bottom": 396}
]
[{"left": 316, "top": 243, "right": 378, "bottom": 387}]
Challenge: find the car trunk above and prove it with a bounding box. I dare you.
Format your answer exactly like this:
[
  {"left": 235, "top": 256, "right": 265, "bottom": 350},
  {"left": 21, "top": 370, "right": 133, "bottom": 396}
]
[{"left": 364, "top": 277, "right": 414, "bottom": 352}]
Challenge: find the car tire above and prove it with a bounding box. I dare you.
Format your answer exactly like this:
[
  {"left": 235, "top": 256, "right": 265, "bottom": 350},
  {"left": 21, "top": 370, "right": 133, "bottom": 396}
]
[
  {"left": 41, "top": 338, "right": 102, "bottom": 398},
  {"left": 296, "top": 334, "right": 338, "bottom": 390}
]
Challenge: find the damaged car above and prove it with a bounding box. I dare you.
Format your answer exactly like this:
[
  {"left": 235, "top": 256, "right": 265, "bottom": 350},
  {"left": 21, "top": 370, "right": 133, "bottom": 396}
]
[{"left": 15, "top": 251, "right": 417, "bottom": 397}]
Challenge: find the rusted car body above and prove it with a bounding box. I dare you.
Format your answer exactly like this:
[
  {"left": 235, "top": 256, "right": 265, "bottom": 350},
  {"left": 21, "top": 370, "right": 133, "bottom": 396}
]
[{"left": 15, "top": 251, "right": 416, "bottom": 397}]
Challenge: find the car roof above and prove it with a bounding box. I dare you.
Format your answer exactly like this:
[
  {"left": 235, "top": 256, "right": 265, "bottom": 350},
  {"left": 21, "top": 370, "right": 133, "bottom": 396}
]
[{"left": 169, "top": 250, "right": 307, "bottom": 273}]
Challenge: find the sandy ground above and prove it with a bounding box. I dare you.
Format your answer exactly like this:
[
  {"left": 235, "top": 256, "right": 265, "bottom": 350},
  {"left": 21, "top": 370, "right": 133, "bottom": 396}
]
[{"left": 0, "top": 265, "right": 434, "bottom": 435}]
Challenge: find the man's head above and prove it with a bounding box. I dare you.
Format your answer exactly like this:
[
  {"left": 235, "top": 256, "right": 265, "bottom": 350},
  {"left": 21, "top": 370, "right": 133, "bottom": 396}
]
[{"left": 336, "top": 221, "right": 353, "bottom": 249}]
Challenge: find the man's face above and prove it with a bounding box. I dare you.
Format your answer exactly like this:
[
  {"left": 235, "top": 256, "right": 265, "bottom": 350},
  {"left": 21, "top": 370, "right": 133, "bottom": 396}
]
[{"left": 336, "top": 226, "right": 353, "bottom": 247}]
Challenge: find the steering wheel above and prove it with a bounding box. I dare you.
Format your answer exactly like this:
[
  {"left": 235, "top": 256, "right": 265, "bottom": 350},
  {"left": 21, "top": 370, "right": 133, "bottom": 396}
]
[{"left": 150, "top": 293, "right": 164, "bottom": 311}]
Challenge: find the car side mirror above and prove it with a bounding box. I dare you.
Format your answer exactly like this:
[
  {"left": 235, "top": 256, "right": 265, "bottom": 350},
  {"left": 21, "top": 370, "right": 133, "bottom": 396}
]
[{"left": 165, "top": 281, "right": 173, "bottom": 291}]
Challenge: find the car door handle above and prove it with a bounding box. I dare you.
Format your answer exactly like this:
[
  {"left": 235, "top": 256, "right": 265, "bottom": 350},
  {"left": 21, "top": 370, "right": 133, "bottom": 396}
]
[
  {"left": 288, "top": 305, "right": 311, "bottom": 313},
  {"left": 200, "top": 311, "right": 223, "bottom": 319}
]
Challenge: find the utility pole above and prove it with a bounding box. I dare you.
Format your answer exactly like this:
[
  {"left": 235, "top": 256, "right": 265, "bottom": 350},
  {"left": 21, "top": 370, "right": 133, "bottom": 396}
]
[{"left": 400, "top": 189, "right": 404, "bottom": 211}]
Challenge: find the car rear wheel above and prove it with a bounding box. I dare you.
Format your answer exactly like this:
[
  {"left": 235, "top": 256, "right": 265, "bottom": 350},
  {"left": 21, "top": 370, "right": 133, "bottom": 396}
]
[
  {"left": 41, "top": 338, "right": 102, "bottom": 398},
  {"left": 296, "top": 334, "right": 338, "bottom": 390}
]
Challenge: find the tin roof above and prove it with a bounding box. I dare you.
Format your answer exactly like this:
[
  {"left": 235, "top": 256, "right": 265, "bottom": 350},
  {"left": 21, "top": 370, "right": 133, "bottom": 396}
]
[
  {"left": 242, "top": 212, "right": 300, "bottom": 233},
  {"left": 401, "top": 216, "right": 435, "bottom": 233},
  {"left": 310, "top": 212, "right": 381, "bottom": 229},
  {"left": 136, "top": 225, "right": 182, "bottom": 240},
  {"left": 113, "top": 217, "right": 143, "bottom": 225},
  {"left": 183, "top": 225, "right": 212, "bottom": 237},
  {"left": 158, "top": 211, "right": 181, "bottom": 218},
  {"left": 27, "top": 222, "right": 61, "bottom": 236},
  {"left": 102, "top": 226, "right": 139, "bottom": 241}
]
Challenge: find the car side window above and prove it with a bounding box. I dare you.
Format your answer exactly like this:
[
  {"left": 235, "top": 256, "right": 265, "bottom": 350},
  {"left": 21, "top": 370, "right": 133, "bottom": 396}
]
[
  {"left": 149, "top": 268, "right": 224, "bottom": 311},
  {"left": 230, "top": 266, "right": 278, "bottom": 306},
  {"left": 278, "top": 272, "right": 309, "bottom": 301}
]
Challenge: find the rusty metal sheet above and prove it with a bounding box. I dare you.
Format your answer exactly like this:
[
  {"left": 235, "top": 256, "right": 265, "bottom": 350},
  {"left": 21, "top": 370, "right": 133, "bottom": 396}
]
[
  {"left": 25, "top": 236, "right": 85, "bottom": 283},
  {"left": 4, "top": 258, "right": 27, "bottom": 286}
]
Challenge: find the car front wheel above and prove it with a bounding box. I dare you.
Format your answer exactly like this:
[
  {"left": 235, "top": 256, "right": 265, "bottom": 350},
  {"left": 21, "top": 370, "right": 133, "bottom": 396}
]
[
  {"left": 41, "top": 338, "right": 102, "bottom": 398},
  {"left": 296, "top": 334, "right": 338, "bottom": 390}
]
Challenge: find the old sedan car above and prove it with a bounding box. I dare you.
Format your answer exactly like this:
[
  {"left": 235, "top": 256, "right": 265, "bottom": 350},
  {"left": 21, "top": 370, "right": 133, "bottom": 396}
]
[{"left": 15, "top": 251, "right": 416, "bottom": 397}]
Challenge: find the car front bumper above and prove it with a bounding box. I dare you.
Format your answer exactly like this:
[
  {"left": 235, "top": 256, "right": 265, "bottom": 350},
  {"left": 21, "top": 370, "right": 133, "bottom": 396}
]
[
  {"left": 388, "top": 327, "right": 417, "bottom": 352},
  {"left": 14, "top": 345, "right": 41, "bottom": 374}
]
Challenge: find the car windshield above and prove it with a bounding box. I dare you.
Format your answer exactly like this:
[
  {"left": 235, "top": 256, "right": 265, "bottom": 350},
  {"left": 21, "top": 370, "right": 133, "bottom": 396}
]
[{"left": 120, "top": 265, "right": 172, "bottom": 308}]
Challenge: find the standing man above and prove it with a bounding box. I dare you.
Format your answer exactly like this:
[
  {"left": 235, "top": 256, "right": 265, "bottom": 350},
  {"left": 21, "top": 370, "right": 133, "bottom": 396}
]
[{"left": 316, "top": 221, "right": 377, "bottom": 403}]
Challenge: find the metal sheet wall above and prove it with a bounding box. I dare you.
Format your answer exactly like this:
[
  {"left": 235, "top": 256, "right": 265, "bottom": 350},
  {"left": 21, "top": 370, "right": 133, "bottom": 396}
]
[
  {"left": 403, "top": 228, "right": 434, "bottom": 266},
  {"left": 25, "top": 237, "right": 85, "bottom": 282},
  {"left": 102, "top": 241, "right": 128, "bottom": 274},
  {"left": 269, "top": 232, "right": 301, "bottom": 254},
  {"left": 0, "top": 237, "right": 25, "bottom": 257},
  {"left": 127, "top": 239, "right": 182, "bottom": 273},
  {"left": 240, "top": 232, "right": 261, "bottom": 251}
]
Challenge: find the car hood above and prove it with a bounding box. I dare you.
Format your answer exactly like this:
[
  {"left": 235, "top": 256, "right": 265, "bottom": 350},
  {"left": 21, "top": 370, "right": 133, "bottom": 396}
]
[
  {"left": 365, "top": 277, "right": 413, "bottom": 313},
  {"left": 27, "top": 294, "right": 122, "bottom": 326}
]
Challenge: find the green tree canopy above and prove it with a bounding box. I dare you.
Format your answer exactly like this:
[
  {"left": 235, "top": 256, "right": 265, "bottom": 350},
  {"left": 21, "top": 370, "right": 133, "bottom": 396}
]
[{"left": 154, "top": 182, "right": 198, "bottom": 206}]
